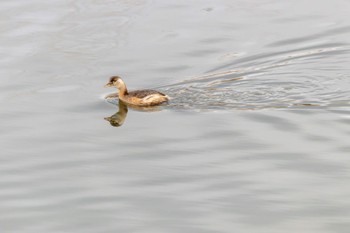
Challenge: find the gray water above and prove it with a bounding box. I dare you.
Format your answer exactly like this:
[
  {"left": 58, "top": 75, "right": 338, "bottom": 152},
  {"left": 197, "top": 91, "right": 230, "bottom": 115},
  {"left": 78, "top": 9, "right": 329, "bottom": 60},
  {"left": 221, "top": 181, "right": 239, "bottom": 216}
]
[{"left": 1, "top": 0, "right": 350, "bottom": 232}]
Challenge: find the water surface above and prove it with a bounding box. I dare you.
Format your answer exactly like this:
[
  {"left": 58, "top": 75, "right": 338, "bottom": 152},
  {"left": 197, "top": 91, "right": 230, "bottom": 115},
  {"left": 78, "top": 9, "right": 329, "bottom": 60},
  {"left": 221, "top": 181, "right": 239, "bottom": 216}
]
[{"left": 1, "top": 0, "right": 350, "bottom": 232}]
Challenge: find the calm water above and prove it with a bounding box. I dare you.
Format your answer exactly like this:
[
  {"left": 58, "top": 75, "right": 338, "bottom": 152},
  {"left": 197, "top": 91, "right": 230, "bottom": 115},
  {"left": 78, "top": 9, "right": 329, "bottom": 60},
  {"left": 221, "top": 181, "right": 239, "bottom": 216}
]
[{"left": 1, "top": 0, "right": 350, "bottom": 232}]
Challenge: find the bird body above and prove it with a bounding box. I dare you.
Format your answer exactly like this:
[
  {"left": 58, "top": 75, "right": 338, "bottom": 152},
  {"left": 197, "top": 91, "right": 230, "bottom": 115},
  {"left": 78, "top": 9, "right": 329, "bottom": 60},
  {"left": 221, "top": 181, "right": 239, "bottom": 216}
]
[{"left": 105, "top": 76, "right": 169, "bottom": 106}]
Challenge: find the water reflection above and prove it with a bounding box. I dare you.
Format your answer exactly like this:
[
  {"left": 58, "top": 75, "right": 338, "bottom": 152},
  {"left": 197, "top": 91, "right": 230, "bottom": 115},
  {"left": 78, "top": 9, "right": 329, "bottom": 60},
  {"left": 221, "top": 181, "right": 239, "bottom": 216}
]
[
  {"left": 104, "top": 100, "right": 163, "bottom": 127},
  {"left": 104, "top": 100, "right": 128, "bottom": 127}
]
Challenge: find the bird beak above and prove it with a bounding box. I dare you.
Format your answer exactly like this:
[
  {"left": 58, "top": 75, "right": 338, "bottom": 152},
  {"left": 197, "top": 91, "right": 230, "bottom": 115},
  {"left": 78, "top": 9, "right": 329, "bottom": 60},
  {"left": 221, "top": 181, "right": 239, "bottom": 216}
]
[{"left": 104, "top": 82, "right": 112, "bottom": 88}]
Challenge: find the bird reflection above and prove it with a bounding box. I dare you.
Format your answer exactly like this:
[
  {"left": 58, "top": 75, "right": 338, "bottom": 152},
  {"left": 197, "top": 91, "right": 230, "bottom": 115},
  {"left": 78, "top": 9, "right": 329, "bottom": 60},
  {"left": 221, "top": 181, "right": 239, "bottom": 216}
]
[
  {"left": 104, "top": 100, "right": 163, "bottom": 127},
  {"left": 104, "top": 100, "right": 128, "bottom": 127}
]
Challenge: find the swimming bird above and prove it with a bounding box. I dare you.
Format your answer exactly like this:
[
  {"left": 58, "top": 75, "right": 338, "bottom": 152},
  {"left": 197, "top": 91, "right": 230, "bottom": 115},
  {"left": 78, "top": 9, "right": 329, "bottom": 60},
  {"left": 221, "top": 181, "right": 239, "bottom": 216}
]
[{"left": 104, "top": 76, "right": 169, "bottom": 106}]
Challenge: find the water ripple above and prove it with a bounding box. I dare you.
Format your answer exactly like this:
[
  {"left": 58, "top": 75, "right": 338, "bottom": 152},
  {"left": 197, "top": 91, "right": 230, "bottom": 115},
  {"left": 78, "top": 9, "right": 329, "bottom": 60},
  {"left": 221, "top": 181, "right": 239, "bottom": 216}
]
[{"left": 158, "top": 43, "right": 350, "bottom": 110}]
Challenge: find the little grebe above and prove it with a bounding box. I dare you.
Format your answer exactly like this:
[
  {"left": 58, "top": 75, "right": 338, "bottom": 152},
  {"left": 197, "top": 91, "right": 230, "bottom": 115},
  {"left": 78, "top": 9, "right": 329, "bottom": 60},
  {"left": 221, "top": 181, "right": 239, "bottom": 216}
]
[{"left": 104, "top": 76, "right": 169, "bottom": 106}]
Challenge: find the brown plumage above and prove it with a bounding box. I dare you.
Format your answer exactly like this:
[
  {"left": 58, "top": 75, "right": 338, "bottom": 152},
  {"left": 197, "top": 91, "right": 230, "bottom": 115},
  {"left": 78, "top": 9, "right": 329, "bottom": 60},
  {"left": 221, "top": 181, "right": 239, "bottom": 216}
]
[
  {"left": 104, "top": 76, "right": 169, "bottom": 106},
  {"left": 128, "top": 89, "right": 166, "bottom": 98}
]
